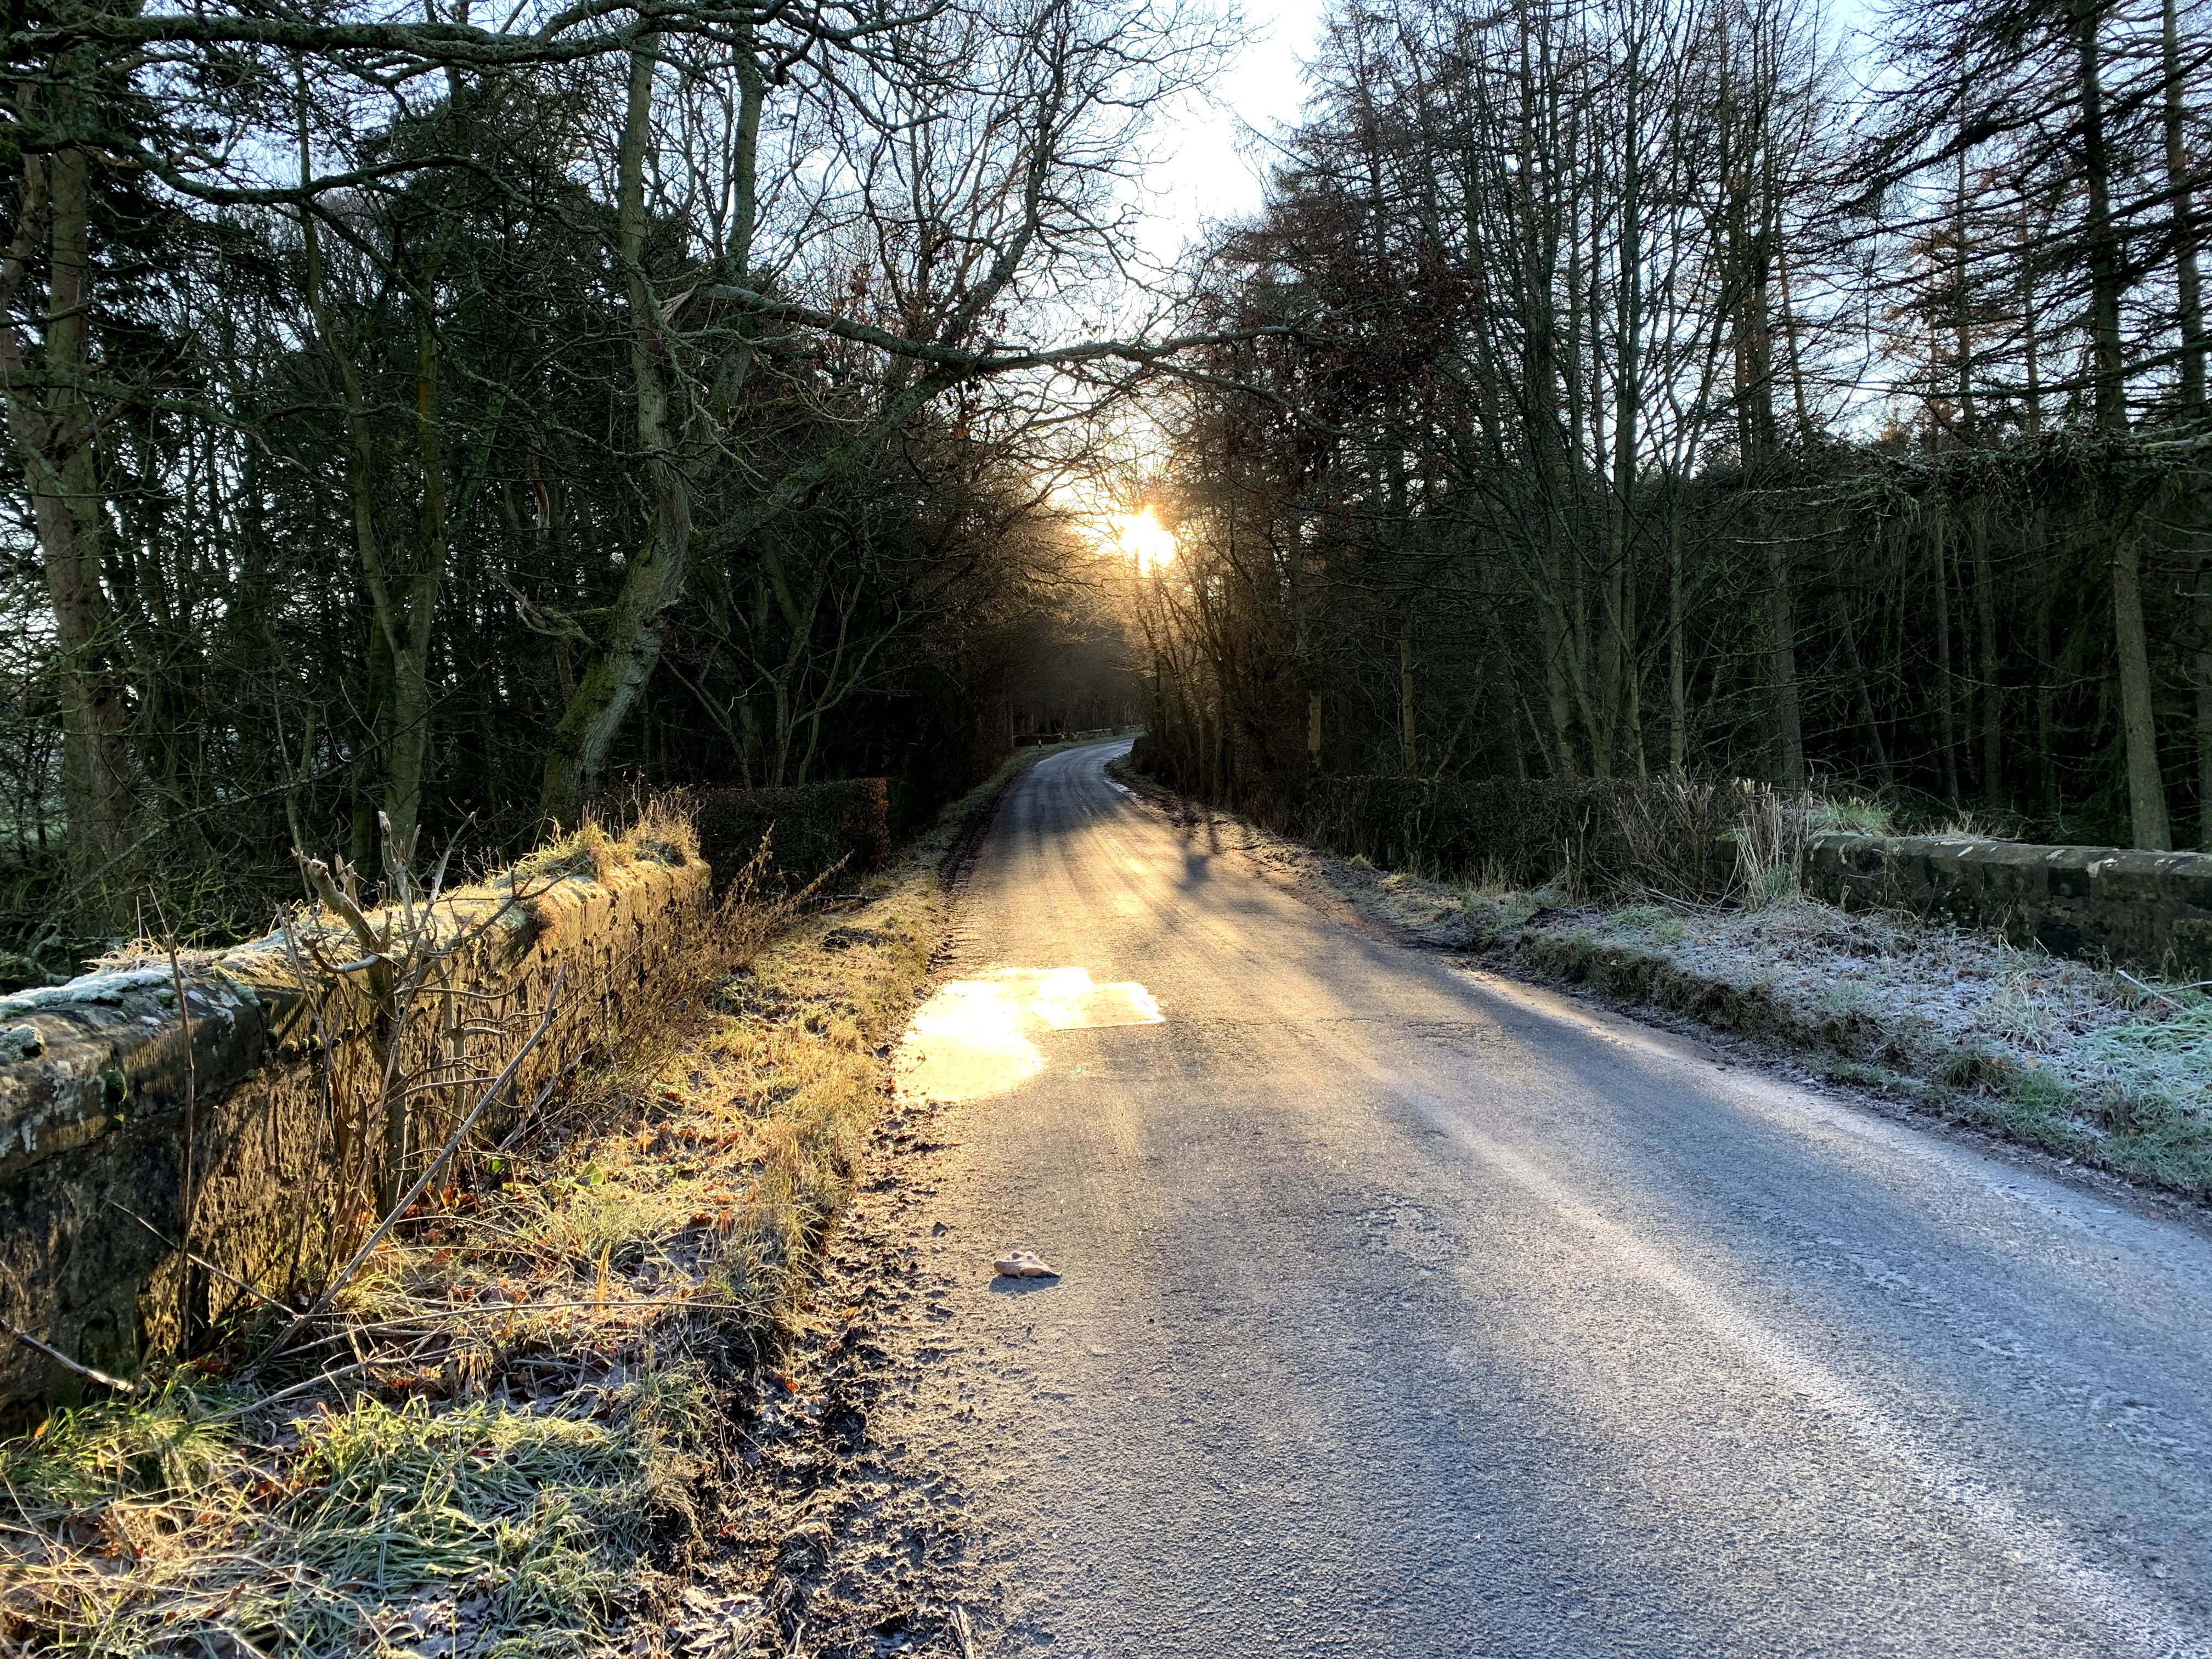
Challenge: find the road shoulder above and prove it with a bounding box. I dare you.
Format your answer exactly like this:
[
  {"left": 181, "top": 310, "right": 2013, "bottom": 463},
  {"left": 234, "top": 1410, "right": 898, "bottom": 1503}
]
[{"left": 1105, "top": 756, "right": 2212, "bottom": 1234}]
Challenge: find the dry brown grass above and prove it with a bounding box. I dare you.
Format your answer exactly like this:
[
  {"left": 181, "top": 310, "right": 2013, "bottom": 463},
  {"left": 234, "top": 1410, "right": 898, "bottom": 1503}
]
[
  {"left": 0, "top": 770, "right": 989, "bottom": 1656},
  {"left": 504, "top": 795, "right": 702, "bottom": 894}
]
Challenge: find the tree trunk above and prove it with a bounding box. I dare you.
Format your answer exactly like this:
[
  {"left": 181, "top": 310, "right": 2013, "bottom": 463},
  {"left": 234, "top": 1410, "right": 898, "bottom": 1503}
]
[
  {"left": 2164, "top": 0, "right": 2205, "bottom": 415},
  {"left": 2094, "top": 465, "right": 2171, "bottom": 855},
  {"left": 2114, "top": 529, "right": 2172, "bottom": 848},
  {"left": 1767, "top": 537, "right": 1803, "bottom": 792},
  {"left": 1667, "top": 481, "right": 1688, "bottom": 773},
  {"left": 351, "top": 611, "right": 393, "bottom": 870},
  {"left": 540, "top": 38, "right": 694, "bottom": 827},
  {"left": 1835, "top": 587, "right": 1891, "bottom": 787},
  {"left": 1933, "top": 515, "right": 1961, "bottom": 804},
  {"left": 1611, "top": 76, "right": 1645, "bottom": 778},
  {"left": 2074, "top": 0, "right": 2126, "bottom": 428},
  {"left": 2075, "top": 0, "right": 2170, "bottom": 843},
  {"left": 2035, "top": 528, "right": 2062, "bottom": 823},
  {"left": 2021, "top": 207, "right": 2044, "bottom": 436},
  {"left": 1972, "top": 512, "right": 2002, "bottom": 811},
  {"left": 0, "top": 125, "right": 139, "bottom": 929},
  {"left": 1398, "top": 612, "right": 1418, "bottom": 776},
  {"left": 2163, "top": 0, "right": 2209, "bottom": 843},
  {"left": 2196, "top": 541, "right": 2212, "bottom": 849},
  {"left": 385, "top": 301, "right": 449, "bottom": 858}
]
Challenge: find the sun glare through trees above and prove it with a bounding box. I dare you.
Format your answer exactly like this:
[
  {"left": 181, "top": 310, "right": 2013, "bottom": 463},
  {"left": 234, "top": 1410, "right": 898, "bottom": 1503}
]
[{"left": 1111, "top": 509, "right": 1178, "bottom": 576}]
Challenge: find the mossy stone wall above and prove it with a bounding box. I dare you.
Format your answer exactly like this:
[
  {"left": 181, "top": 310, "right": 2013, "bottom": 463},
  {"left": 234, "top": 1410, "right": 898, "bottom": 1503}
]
[
  {"left": 0, "top": 847, "right": 711, "bottom": 1410},
  {"left": 1804, "top": 833, "right": 2212, "bottom": 976}
]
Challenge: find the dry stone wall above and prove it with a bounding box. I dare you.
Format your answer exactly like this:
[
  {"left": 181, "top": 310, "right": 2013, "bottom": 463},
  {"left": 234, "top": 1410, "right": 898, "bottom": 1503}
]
[
  {"left": 0, "top": 844, "right": 711, "bottom": 1410},
  {"left": 1804, "top": 832, "right": 2212, "bottom": 977}
]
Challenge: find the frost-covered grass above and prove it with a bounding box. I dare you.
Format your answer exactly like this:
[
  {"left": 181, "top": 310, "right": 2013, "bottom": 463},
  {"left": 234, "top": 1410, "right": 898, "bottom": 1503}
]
[
  {"left": 1441, "top": 885, "right": 2212, "bottom": 1195},
  {"left": 0, "top": 761, "right": 1037, "bottom": 1657},
  {"left": 1, "top": 1374, "right": 700, "bottom": 1657},
  {"left": 1806, "top": 798, "right": 1898, "bottom": 837}
]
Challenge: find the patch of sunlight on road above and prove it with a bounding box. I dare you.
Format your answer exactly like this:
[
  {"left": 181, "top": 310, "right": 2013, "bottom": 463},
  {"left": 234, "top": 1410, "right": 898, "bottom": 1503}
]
[
  {"left": 1028, "top": 966, "right": 1163, "bottom": 1030},
  {"left": 898, "top": 967, "right": 1163, "bottom": 1103}
]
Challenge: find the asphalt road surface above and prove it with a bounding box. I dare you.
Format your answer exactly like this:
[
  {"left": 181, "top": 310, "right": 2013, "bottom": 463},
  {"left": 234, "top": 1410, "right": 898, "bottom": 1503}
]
[{"left": 879, "top": 741, "right": 2212, "bottom": 1658}]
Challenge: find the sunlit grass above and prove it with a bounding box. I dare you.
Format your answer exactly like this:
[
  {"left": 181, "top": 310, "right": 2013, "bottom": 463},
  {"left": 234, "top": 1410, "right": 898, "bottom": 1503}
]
[
  {"left": 0, "top": 1374, "right": 697, "bottom": 1657},
  {"left": 0, "top": 759, "right": 1049, "bottom": 1657}
]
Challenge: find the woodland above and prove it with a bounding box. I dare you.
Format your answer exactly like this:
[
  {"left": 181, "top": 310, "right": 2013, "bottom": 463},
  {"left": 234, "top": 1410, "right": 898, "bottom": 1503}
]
[
  {"left": 1138, "top": 0, "right": 2212, "bottom": 860},
  {"left": 0, "top": 0, "right": 1172, "bottom": 962},
  {"left": 4, "top": 0, "right": 2211, "bottom": 968}
]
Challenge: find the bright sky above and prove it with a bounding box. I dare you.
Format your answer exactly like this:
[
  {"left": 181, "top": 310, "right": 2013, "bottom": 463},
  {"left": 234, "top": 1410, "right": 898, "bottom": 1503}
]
[
  {"left": 1060, "top": 3, "right": 1331, "bottom": 541},
  {"left": 1126, "top": 0, "right": 1882, "bottom": 268},
  {"left": 1132, "top": 0, "right": 1333, "bottom": 267}
]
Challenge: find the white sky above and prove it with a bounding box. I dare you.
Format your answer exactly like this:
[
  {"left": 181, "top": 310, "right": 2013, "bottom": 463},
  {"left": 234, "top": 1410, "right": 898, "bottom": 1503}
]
[
  {"left": 1124, "top": 0, "right": 1882, "bottom": 269},
  {"left": 1131, "top": 0, "right": 1334, "bottom": 267}
]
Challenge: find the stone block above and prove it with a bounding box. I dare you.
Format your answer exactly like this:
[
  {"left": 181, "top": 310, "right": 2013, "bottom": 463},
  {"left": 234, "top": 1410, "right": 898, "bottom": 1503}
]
[
  {"left": 1788, "top": 833, "right": 2212, "bottom": 985},
  {"left": 1959, "top": 841, "right": 2045, "bottom": 905},
  {"left": 2088, "top": 851, "right": 2169, "bottom": 905},
  {"left": 2168, "top": 866, "right": 2212, "bottom": 918},
  {"left": 2170, "top": 918, "right": 2212, "bottom": 977},
  {"left": 1, "top": 845, "right": 712, "bottom": 1410},
  {"left": 2046, "top": 849, "right": 2108, "bottom": 901}
]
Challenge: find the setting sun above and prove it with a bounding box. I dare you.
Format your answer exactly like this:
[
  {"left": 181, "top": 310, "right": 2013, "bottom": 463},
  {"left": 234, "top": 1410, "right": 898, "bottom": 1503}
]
[{"left": 1112, "top": 507, "right": 1177, "bottom": 574}]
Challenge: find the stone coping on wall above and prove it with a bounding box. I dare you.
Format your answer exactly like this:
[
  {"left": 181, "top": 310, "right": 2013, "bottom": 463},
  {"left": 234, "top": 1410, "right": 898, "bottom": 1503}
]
[
  {"left": 0, "top": 847, "right": 712, "bottom": 1409},
  {"left": 1803, "top": 831, "right": 2212, "bottom": 977}
]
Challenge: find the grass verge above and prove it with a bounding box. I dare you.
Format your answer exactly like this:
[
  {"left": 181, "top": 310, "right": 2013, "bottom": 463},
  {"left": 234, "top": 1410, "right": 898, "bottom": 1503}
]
[
  {"left": 1113, "top": 758, "right": 2212, "bottom": 1203},
  {"left": 0, "top": 762, "right": 1032, "bottom": 1657},
  {"left": 1457, "top": 891, "right": 2212, "bottom": 1198}
]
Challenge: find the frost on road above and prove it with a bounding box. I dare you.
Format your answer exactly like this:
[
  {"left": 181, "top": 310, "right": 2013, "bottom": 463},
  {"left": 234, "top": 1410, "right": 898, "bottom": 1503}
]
[{"left": 847, "top": 741, "right": 2212, "bottom": 1659}]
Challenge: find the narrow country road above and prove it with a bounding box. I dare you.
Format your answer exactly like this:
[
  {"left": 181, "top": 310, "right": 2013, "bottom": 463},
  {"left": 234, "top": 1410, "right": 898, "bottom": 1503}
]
[{"left": 875, "top": 741, "right": 2212, "bottom": 1658}]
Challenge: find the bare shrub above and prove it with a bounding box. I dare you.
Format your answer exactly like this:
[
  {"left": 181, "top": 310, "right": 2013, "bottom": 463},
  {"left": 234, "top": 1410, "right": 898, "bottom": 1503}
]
[{"left": 1274, "top": 772, "right": 1815, "bottom": 907}]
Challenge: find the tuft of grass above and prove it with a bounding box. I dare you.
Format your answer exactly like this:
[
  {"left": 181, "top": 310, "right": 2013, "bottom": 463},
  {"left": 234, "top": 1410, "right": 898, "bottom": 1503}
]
[
  {"left": 286, "top": 1389, "right": 680, "bottom": 1640},
  {"left": 0, "top": 766, "right": 1008, "bottom": 1657},
  {"left": 2071, "top": 1002, "right": 2212, "bottom": 1160},
  {"left": 1615, "top": 905, "right": 1690, "bottom": 944},
  {"left": 1455, "top": 887, "right": 1542, "bottom": 946},
  {"left": 528, "top": 1175, "right": 703, "bottom": 1274},
  {"left": 1976, "top": 977, "right": 2063, "bottom": 1052},
  {"left": 1935, "top": 809, "right": 1995, "bottom": 839},
  {"left": 1807, "top": 798, "right": 1897, "bottom": 837},
  {"left": 1748, "top": 865, "right": 1800, "bottom": 909},
  {"left": 0, "top": 1371, "right": 703, "bottom": 1657},
  {"left": 1818, "top": 978, "right": 1869, "bottom": 1017},
  {"left": 0, "top": 1386, "right": 241, "bottom": 1517},
  {"left": 506, "top": 796, "right": 701, "bottom": 889},
  {"left": 2074, "top": 998, "right": 2212, "bottom": 1085},
  {"left": 2003, "top": 1062, "right": 2074, "bottom": 1117}
]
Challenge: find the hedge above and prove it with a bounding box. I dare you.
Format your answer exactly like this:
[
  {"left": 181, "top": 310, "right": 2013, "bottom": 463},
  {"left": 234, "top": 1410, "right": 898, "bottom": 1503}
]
[
  {"left": 693, "top": 778, "right": 893, "bottom": 894},
  {"left": 1125, "top": 735, "right": 1779, "bottom": 904}
]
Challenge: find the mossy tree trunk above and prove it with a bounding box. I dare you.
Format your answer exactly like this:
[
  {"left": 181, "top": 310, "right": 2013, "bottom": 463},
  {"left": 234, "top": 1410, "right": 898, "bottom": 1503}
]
[{"left": 0, "top": 70, "right": 139, "bottom": 930}]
